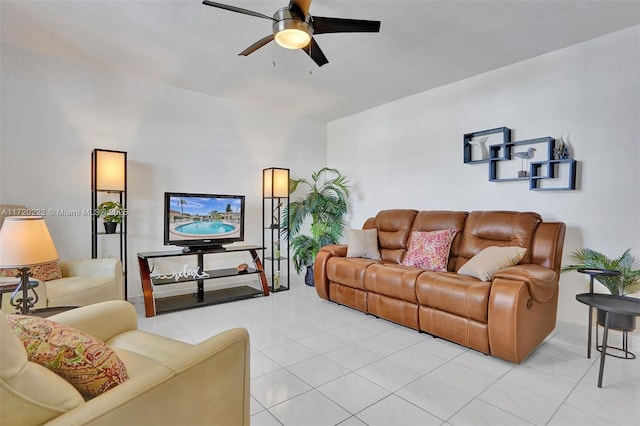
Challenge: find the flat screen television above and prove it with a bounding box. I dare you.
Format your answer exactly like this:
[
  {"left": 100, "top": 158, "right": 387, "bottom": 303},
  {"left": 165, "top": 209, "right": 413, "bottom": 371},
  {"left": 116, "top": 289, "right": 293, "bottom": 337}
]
[{"left": 164, "top": 192, "right": 245, "bottom": 252}]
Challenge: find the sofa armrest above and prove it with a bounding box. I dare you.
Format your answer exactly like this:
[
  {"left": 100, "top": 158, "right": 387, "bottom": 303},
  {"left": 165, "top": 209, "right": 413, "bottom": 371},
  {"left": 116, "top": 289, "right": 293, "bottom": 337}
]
[
  {"left": 489, "top": 265, "right": 559, "bottom": 363},
  {"left": 320, "top": 244, "right": 348, "bottom": 257},
  {"left": 45, "top": 328, "right": 250, "bottom": 426},
  {"left": 493, "top": 264, "right": 558, "bottom": 303},
  {"left": 314, "top": 245, "right": 348, "bottom": 300},
  {"left": 59, "top": 259, "right": 124, "bottom": 300},
  {"left": 48, "top": 300, "right": 137, "bottom": 343}
]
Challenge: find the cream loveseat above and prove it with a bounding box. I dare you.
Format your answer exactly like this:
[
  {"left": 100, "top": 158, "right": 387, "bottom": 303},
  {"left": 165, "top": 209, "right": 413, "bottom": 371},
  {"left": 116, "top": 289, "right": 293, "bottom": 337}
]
[
  {"left": 1, "top": 300, "right": 250, "bottom": 425},
  {"left": 315, "top": 210, "right": 565, "bottom": 363}
]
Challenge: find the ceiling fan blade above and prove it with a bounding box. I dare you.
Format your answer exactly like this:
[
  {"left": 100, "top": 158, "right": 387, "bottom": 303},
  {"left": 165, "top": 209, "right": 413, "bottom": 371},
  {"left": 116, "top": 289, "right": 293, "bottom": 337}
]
[
  {"left": 202, "top": 1, "right": 275, "bottom": 21},
  {"left": 239, "top": 35, "right": 275, "bottom": 56},
  {"left": 302, "top": 37, "right": 328, "bottom": 67},
  {"left": 289, "top": 0, "right": 312, "bottom": 18},
  {"left": 312, "top": 16, "right": 381, "bottom": 34}
]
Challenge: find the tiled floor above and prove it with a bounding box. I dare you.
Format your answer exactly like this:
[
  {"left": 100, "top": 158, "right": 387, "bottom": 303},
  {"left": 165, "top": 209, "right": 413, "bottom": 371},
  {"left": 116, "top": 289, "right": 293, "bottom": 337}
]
[{"left": 135, "top": 277, "right": 640, "bottom": 426}]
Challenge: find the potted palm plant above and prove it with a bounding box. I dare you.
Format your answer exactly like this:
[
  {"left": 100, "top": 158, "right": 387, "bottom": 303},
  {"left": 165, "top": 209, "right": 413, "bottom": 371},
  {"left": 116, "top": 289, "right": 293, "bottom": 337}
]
[
  {"left": 97, "top": 201, "right": 125, "bottom": 234},
  {"left": 562, "top": 248, "right": 640, "bottom": 330},
  {"left": 284, "top": 167, "right": 350, "bottom": 286}
]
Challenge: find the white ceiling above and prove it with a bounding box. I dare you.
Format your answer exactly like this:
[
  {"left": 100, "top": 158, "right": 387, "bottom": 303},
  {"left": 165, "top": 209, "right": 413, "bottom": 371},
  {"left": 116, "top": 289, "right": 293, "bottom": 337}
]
[{"left": 1, "top": 0, "right": 639, "bottom": 122}]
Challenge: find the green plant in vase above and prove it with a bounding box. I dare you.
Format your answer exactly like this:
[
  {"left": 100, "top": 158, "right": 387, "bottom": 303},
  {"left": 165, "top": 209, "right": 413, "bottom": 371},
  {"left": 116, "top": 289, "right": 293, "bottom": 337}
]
[
  {"left": 284, "top": 167, "right": 350, "bottom": 286},
  {"left": 97, "top": 201, "right": 125, "bottom": 234},
  {"left": 562, "top": 248, "right": 640, "bottom": 330}
]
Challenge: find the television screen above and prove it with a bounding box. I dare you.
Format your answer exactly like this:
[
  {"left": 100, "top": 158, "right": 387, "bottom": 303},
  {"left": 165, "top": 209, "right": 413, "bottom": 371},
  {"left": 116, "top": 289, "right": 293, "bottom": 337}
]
[{"left": 164, "top": 192, "right": 245, "bottom": 251}]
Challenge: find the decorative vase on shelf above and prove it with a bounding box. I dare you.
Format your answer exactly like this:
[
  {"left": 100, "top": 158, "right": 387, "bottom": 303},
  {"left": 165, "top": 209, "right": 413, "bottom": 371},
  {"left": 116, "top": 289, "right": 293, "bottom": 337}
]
[
  {"left": 103, "top": 222, "right": 118, "bottom": 234},
  {"left": 274, "top": 270, "right": 281, "bottom": 291}
]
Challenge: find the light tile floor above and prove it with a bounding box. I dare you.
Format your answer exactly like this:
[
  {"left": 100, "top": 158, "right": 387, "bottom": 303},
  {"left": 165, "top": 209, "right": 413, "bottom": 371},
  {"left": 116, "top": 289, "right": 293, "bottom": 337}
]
[{"left": 135, "top": 277, "right": 640, "bottom": 426}]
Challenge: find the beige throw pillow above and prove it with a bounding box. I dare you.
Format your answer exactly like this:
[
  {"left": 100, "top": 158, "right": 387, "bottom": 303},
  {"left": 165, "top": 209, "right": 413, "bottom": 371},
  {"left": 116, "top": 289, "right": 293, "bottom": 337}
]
[
  {"left": 346, "top": 229, "right": 381, "bottom": 260},
  {"left": 457, "top": 246, "right": 527, "bottom": 281}
]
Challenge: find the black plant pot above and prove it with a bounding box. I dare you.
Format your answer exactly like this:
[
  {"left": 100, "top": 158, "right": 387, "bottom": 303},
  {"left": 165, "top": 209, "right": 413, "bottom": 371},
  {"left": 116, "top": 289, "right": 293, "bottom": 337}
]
[
  {"left": 103, "top": 222, "right": 118, "bottom": 234},
  {"left": 305, "top": 265, "right": 315, "bottom": 287},
  {"left": 597, "top": 309, "right": 636, "bottom": 331}
]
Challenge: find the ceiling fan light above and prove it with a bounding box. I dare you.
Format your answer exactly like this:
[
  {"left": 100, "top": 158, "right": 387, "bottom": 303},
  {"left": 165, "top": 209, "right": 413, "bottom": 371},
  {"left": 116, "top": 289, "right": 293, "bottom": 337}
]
[
  {"left": 275, "top": 28, "right": 311, "bottom": 49},
  {"left": 273, "top": 9, "right": 312, "bottom": 50}
]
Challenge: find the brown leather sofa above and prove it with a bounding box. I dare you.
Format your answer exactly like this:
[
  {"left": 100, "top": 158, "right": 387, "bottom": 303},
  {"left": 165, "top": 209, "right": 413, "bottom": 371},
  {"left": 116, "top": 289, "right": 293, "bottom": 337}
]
[{"left": 314, "top": 210, "right": 566, "bottom": 363}]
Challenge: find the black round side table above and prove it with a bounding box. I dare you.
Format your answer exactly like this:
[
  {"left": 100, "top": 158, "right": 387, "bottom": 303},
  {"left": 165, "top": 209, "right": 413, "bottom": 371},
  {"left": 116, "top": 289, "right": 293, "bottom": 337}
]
[
  {"left": 576, "top": 268, "right": 624, "bottom": 359},
  {"left": 575, "top": 293, "right": 640, "bottom": 388}
]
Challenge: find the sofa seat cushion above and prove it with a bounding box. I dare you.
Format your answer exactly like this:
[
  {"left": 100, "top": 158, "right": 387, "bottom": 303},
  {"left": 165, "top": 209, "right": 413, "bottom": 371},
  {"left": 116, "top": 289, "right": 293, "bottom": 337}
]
[
  {"left": 46, "top": 276, "right": 117, "bottom": 307},
  {"left": 112, "top": 347, "right": 163, "bottom": 378},
  {"left": 106, "top": 329, "right": 193, "bottom": 365},
  {"left": 327, "top": 257, "right": 378, "bottom": 290},
  {"left": 364, "top": 264, "right": 422, "bottom": 303},
  {"left": 415, "top": 271, "right": 491, "bottom": 323}
]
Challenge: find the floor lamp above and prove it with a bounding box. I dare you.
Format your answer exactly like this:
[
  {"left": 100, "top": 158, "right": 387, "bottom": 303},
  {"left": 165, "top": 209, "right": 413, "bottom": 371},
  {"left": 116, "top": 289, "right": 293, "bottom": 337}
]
[{"left": 0, "top": 216, "right": 59, "bottom": 314}]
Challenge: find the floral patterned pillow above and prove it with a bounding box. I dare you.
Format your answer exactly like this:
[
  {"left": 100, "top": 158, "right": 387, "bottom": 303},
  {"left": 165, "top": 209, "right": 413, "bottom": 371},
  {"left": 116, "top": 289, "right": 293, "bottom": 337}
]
[
  {"left": 5, "top": 314, "right": 128, "bottom": 398},
  {"left": 401, "top": 229, "right": 458, "bottom": 271},
  {"left": 0, "top": 261, "right": 62, "bottom": 281}
]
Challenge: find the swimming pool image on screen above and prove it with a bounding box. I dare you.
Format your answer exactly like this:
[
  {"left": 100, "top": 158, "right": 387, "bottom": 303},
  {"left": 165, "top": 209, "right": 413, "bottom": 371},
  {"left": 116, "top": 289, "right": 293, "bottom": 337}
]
[
  {"left": 175, "top": 221, "right": 236, "bottom": 235},
  {"left": 167, "top": 196, "right": 242, "bottom": 240}
]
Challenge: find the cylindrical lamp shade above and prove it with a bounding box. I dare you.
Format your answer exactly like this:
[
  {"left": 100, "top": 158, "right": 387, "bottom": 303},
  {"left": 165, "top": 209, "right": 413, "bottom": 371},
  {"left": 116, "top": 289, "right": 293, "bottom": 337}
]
[
  {"left": 0, "top": 217, "right": 59, "bottom": 267},
  {"left": 95, "top": 150, "right": 126, "bottom": 191},
  {"left": 263, "top": 168, "right": 290, "bottom": 198}
]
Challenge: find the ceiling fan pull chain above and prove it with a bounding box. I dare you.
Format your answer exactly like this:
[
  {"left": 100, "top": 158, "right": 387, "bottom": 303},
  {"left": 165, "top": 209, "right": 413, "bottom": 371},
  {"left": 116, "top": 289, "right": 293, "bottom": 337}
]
[{"left": 272, "top": 43, "right": 276, "bottom": 67}]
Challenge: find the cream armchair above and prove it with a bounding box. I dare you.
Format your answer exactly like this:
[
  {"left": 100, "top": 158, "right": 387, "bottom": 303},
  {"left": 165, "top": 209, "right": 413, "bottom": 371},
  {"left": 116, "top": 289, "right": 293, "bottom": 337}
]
[
  {"left": 1, "top": 300, "right": 250, "bottom": 425},
  {"left": 1, "top": 258, "right": 124, "bottom": 311},
  {"left": 0, "top": 204, "right": 124, "bottom": 310}
]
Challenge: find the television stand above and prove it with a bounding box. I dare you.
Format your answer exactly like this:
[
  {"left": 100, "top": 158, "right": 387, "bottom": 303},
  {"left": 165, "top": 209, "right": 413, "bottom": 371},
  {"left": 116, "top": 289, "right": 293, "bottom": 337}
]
[{"left": 137, "top": 245, "right": 268, "bottom": 317}]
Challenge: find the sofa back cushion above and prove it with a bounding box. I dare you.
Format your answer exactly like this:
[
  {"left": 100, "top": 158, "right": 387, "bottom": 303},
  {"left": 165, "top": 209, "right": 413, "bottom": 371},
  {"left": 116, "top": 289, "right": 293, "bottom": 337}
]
[
  {"left": 455, "top": 211, "right": 541, "bottom": 271},
  {"left": 364, "top": 210, "right": 417, "bottom": 263},
  {"left": 409, "top": 211, "right": 468, "bottom": 272}
]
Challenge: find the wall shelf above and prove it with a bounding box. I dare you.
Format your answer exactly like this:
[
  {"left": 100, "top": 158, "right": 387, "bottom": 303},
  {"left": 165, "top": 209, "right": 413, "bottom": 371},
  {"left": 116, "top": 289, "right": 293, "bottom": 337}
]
[
  {"left": 488, "top": 137, "right": 554, "bottom": 182},
  {"left": 529, "top": 159, "right": 577, "bottom": 191}
]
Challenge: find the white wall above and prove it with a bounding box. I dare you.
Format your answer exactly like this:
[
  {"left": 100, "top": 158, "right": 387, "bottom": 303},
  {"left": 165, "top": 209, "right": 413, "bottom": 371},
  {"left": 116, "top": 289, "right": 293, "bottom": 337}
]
[
  {"left": 327, "top": 26, "right": 640, "bottom": 326},
  {"left": 0, "top": 44, "right": 327, "bottom": 298}
]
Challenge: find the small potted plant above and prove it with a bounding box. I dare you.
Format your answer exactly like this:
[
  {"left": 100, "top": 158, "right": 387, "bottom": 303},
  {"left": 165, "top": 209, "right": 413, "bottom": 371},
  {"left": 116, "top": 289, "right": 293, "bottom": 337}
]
[
  {"left": 283, "top": 167, "right": 350, "bottom": 286},
  {"left": 97, "top": 201, "right": 125, "bottom": 234},
  {"left": 562, "top": 248, "right": 640, "bottom": 330}
]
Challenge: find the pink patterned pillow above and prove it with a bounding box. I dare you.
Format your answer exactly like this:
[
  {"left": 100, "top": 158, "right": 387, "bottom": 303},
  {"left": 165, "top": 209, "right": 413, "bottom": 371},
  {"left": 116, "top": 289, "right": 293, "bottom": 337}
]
[
  {"left": 5, "top": 314, "right": 128, "bottom": 397},
  {"left": 401, "top": 229, "right": 457, "bottom": 271},
  {"left": 0, "top": 261, "right": 62, "bottom": 281}
]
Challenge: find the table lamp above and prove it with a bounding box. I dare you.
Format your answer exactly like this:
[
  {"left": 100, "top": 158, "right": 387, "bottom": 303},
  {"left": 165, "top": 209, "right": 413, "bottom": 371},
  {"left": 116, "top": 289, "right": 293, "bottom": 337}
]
[{"left": 0, "top": 216, "right": 59, "bottom": 314}]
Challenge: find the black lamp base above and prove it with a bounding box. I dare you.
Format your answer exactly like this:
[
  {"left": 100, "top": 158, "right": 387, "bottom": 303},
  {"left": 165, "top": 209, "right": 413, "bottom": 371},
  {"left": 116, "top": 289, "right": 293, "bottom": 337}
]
[{"left": 10, "top": 267, "right": 39, "bottom": 314}]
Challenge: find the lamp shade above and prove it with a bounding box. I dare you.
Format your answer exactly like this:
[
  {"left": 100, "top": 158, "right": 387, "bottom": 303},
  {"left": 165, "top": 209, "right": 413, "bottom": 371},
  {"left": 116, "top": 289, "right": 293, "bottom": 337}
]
[
  {"left": 0, "top": 217, "right": 59, "bottom": 267},
  {"left": 94, "top": 149, "right": 126, "bottom": 191},
  {"left": 263, "top": 168, "right": 290, "bottom": 198}
]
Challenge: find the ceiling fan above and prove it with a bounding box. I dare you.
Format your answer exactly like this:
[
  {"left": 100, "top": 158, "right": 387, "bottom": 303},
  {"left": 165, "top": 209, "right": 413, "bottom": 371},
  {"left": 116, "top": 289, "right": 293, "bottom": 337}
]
[{"left": 202, "top": 0, "right": 381, "bottom": 67}]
